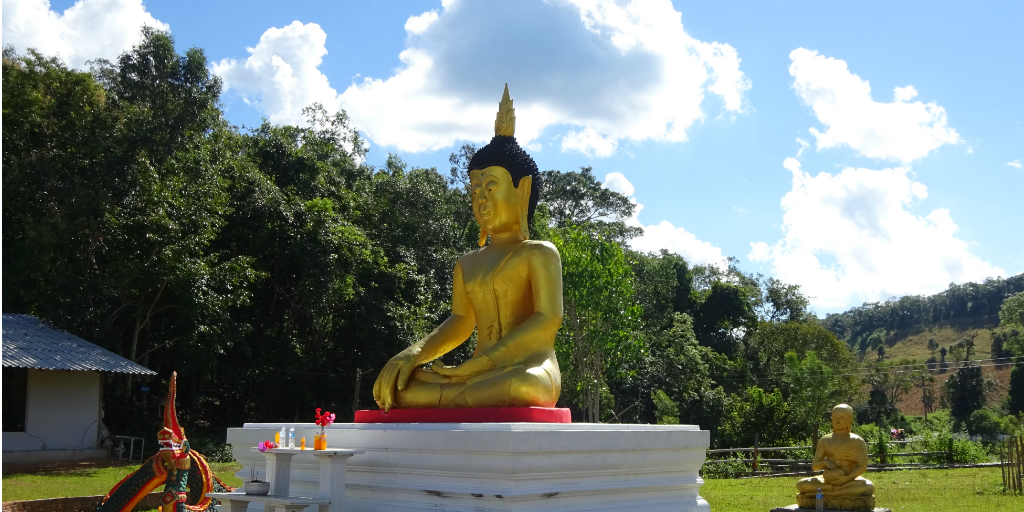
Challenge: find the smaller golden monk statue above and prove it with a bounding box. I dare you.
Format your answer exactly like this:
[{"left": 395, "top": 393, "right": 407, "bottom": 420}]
[
  {"left": 796, "top": 404, "right": 876, "bottom": 510},
  {"left": 371, "top": 84, "right": 563, "bottom": 412}
]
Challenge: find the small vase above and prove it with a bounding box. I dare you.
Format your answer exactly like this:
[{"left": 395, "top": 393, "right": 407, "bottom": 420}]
[{"left": 315, "top": 429, "right": 326, "bottom": 450}]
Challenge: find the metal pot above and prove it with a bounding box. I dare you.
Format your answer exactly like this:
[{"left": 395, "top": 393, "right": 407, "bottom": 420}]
[{"left": 244, "top": 480, "right": 271, "bottom": 495}]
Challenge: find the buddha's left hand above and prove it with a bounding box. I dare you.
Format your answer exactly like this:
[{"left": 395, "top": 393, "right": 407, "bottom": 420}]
[{"left": 431, "top": 356, "right": 497, "bottom": 381}]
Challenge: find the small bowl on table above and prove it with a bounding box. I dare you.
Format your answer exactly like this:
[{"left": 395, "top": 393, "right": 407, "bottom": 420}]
[{"left": 244, "top": 480, "right": 271, "bottom": 495}]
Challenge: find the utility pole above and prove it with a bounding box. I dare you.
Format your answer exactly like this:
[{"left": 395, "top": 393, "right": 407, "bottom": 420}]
[{"left": 915, "top": 372, "right": 935, "bottom": 422}]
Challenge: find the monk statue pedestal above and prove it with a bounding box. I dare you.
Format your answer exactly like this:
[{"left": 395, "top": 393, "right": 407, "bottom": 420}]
[
  {"left": 227, "top": 417, "right": 712, "bottom": 511},
  {"left": 795, "top": 475, "right": 876, "bottom": 510},
  {"left": 770, "top": 506, "right": 891, "bottom": 512}
]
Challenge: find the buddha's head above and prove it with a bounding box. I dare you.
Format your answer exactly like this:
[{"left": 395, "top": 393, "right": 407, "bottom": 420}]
[
  {"left": 468, "top": 84, "right": 541, "bottom": 246},
  {"left": 831, "top": 403, "right": 854, "bottom": 432}
]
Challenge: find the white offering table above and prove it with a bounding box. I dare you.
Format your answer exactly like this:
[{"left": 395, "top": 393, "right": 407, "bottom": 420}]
[
  {"left": 227, "top": 423, "right": 710, "bottom": 511},
  {"left": 208, "top": 448, "right": 362, "bottom": 512}
]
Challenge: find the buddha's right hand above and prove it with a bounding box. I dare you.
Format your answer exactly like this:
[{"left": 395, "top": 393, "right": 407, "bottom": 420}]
[{"left": 372, "top": 351, "right": 419, "bottom": 412}]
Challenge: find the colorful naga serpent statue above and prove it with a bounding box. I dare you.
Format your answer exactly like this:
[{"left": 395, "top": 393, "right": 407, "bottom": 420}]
[{"left": 97, "top": 372, "right": 234, "bottom": 512}]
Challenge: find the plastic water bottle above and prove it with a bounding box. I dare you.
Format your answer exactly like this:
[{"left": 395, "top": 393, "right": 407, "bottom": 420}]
[
  {"left": 815, "top": 487, "right": 823, "bottom": 511},
  {"left": 279, "top": 427, "right": 287, "bottom": 448},
  {"left": 288, "top": 427, "right": 296, "bottom": 449}
]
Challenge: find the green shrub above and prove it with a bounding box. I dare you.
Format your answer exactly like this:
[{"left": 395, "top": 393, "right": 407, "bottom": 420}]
[
  {"left": 967, "top": 408, "right": 1001, "bottom": 440},
  {"left": 188, "top": 433, "right": 236, "bottom": 463},
  {"left": 999, "top": 413, "right": 1023, "bottom": 435},
  {"left": 700, "top": 457, "right": 749, "bottom": 479}
]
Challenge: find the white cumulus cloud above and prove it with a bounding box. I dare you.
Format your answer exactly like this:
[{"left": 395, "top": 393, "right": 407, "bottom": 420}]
[
  {"left": 796, "top": 137, "right": 810, "bottom": 157},
  {"left": 1007, "top": 159, "right": 1022, "bottom": 169},
  {"left": 602, "top": 173, "right": 727, "bottom": 268},
  {"left": 211, "top": 21, "right": 343, "bottom": 126},
  {"left": 750, "top": 158, "right": 1004, "bottom": 309},
  {"left": 404, "top": 10, "right": 438, "bottom": 35},
  {"left": 213, "top": 0, "right": 750, "bottom": 154},
  {"left": 603, "top": 171, "right": 634, "bottom": 196},
  {"left": 789, "top": 48, "right": 960, "bottom": 163},
  {"left": 2, "top": 0, "right": 169, "bottom": 68}
]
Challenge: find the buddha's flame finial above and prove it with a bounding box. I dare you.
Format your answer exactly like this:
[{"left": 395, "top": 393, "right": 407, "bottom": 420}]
[{"left": 494, "top": 83, "right": 516, "bottom": 137}]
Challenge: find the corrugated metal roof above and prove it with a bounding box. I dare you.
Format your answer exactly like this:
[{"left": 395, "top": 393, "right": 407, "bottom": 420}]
[{"left": 2, "top": 314, "right": 156, "bottom": 375}]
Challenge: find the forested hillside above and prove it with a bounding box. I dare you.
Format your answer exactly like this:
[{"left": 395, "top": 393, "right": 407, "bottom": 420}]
[{"left": 822, "top": 275, "right": 1024, "bottom": 356}]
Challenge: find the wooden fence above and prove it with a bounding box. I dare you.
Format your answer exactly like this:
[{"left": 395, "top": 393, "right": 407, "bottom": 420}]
[
  {"left": 1001, "top": 434, "right": 1024, "bottom": 496},
  {"left": 704, "top": 434, "right": 961, "bottom": 478}
]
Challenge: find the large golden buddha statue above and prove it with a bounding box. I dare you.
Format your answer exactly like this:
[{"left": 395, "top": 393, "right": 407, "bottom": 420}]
[
  {"left": 372, "top": 85, "right": 563, "bottom": 412},
  {"left": 795, "top": 404, "right": 876, "bottom": 510}
]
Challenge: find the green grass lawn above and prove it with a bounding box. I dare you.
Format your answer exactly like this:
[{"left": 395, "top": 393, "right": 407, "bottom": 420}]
[
  {"left": 1, "top": 462, "right": 242, "bottom": 503},
  {"left": 700, "top": 467, "right": 1015, "bottom": 512},
  {"left": 3, "top": 464, "right": 1017, "bottom": 511}
]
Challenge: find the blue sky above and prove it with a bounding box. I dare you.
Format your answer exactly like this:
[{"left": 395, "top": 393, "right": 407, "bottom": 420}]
[{"left": 4, "top": 0, "right": 1022, "bottom": 314}]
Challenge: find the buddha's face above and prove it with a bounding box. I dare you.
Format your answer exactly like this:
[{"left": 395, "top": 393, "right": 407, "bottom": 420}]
[
  {"left": 832, "top": 409, "right": 853, "bottom": 431},
  {"left": 470, "top": 166, "right": 522, "bottom": 236}
]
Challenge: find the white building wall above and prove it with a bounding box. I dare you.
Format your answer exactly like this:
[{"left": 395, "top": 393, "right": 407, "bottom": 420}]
[{"left": 2, "top": 369, "right": 102, "bottom": 456}]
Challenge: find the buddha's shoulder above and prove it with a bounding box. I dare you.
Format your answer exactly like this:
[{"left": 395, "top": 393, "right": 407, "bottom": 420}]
[
  {"left": 849, "top": 433, "right": 866, "bottom": 444},
  {"left": 521, "top": 239, "right": 560, "bottom": 258}
]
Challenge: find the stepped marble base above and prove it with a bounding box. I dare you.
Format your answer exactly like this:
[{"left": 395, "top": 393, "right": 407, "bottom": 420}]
[
  {"left": 796, "top": 493, "right": 875, "bottom": 510},
  {"left": 228, "top": 422, "right": 710, "bottom": 511},
  {"left": 771, "top": 506, "right": 891, "bottom": 512}
]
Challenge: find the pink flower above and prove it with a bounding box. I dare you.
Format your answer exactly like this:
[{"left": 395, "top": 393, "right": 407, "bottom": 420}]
[{"left": 314, "top": 407, "right": 336, "bottom": 427}]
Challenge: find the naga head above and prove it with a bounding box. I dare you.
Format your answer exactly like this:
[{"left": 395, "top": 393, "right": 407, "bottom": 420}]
[{"left": 158, "top": 372, "right": 190, "bottom": 468}]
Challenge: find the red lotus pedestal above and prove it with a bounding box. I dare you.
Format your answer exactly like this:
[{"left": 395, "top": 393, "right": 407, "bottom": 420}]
[{"left": 354, "top": 406, "right": 570, "bottom": 423}]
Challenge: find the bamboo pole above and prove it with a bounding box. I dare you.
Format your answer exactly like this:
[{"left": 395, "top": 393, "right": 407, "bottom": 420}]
[
  {"left": 1001, "top": 440, "right": 1007, "bottom": 494},
  {"left": 1011, "top": 436, "right": 1019, "bottom": 495},
  {"left": 752, "top": 433, "right": 760, "bottom": 475}
]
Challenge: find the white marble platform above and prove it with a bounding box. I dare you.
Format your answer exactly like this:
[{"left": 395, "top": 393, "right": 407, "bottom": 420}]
[{"left": 227, "top": 422, "right": 710, "bottom": 511}]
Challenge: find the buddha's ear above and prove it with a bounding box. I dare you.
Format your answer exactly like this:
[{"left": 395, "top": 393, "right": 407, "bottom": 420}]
[
  {"left": 517, "top": 176, "right": 532, "bottom": 239},
  {"left": 478, "top": 227, "right": 488, "bottom": 247}
]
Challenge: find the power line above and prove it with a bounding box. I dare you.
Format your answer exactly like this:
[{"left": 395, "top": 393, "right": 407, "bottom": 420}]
[{"left": 706, "top": 358, "right": 1018, "bottom": 383}]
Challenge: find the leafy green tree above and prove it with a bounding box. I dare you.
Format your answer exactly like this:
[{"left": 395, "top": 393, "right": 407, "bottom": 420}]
[
  {"left": 784, "top": 351, "right": 841, "bottom": 444},
  {"left": 942, "top": 364, "right": 986, "bottom": 425},
  {"left": 626, "top": 313, "right": 729, "bottom": 439},
  {"left": 540, "top": 167, "right": 640, "bottom": 241},
  {"left": 757, "top": 278, "right": 810, "bottom": 323},
  {"left": 550, "top": 225, "right": 642, "bottom": 422},
  {"left": 967, "top": 408, "right": 1001, "bottom": 440},
  {"left": 865, "top": 359, "right": 917, "bottom": 409},
  {"left": 627, "top": 249, "right": 683, "bottom": 332},
  {"left": 652, "top": 389, "right": 680, "bottom": 425},
  {"left": 745, "top": 320, "right": 857, "bottom": 396},
  {"left": 1007, "top": 361, "right": 1024, "bottom": 416},
  {"left": 691, "top": 280, "right": 755, "bottom": 357},
  {"left": 721, "top": 386, "right": 792, "bottom": 448},
  {"left": 1000, "top": 291, "right": 1024, "bottom": 356},
  {"left": 858, "top": 388, "right": 900, "bottom": 426}
]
